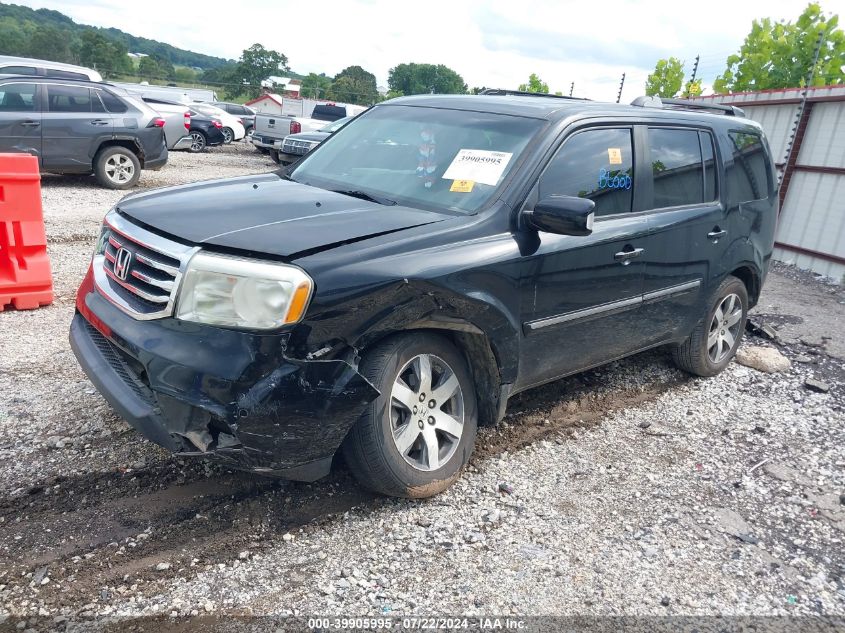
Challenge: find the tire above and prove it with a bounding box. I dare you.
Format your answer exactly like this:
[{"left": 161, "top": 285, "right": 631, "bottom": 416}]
[
  {"left": 94, "top": 146, "right": 141, "bottom": 190},
  {"left": 269, "top": 149, "right": 281, "bottom": 165},
  {"left": 222, "top": 127, "right": 234, "bottom": 144},
  {"left": 188, "top": 131, "right": 207, "bottom": 153},
  {"left": 343, "top": 332, "right": 478, "bottom": 499},
  {"left": 673, "top": 275, "right": 749, "bottom": 377},
  {"left": 245, "top": 126, "right": 254, "bottom": 136}
]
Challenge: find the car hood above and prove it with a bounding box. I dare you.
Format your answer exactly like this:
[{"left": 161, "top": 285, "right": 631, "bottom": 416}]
[
  {"left": 116, "top": 173, "right": 447, "bottom": 259},
  {"left": 286, "top": 132, "right": 329, "bottom": 143}
]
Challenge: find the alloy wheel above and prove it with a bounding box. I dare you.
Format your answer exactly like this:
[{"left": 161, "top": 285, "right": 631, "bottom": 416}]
[
  {"left": 104, "top": 154, "right": 135, "bottom": 184},
  {"left": 389, "top": 354, "right": 464, "bottom": 472},
  {"left": 190, "top": 132, "right": 205, "bottom": 152},
  {"left": 708, "top": 293, "right": 743, "bottom": 363}
]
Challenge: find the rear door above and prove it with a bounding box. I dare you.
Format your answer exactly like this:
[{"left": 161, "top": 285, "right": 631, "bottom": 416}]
[
  {"left": 518, "top": 126, "right": 650, "bottom": 389},
  {"left": 0, "top": 82, "right": 42, "bottom": 160},
  {"left": 41, "top": 84, "right": 113, "bottom": 171},
  {"left": 639, "top": 126, "right": 729, "bottom": 343}
]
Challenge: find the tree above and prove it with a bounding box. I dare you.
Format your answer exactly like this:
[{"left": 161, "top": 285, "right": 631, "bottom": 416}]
[
  {"left": 388, "top": 63, "right": 467, "bottom": 95},
  {"left": 714, "top": 3, "right": 845, "bottom": 93},
  {"left": 328, "top": 65, "right": 378, "bottom": 104},
  {"left": 300, "top": 72, "right": 333, "bottom": 99},
  {"left": 518, "top": 73, "right": 549, "bottom": 93},
  {"left": 137, "top": 55, "right": 175, "bottom": 81},
  {"left": 644, "top": 57, "right": 685, "bottom": 97},
  {"left": 230, "top": 43, "right": 289, "bottom": 98},
  {"left": 28, "top": 25, "right": 71, "bottom": 62},
  {"left": 75, "top": 30, "right": 132, "bottom": 77}
]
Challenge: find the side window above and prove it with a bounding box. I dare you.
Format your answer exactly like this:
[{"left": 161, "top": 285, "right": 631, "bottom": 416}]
[
  {"left": 47, "top": 84, "right": 94, "bottom": 113},
  {"left": 46, "top": 70, "right": 89, "bottom": 80},
  {"left": 648, "top": 128, "right": 705, "bottom": 208},
  {"left": 0, "top": 65, "right": 37, "bottom": 75},
  {"left": 98, "top": 90, "right": 128, "bottom": 114},
  {"left": 727, "top": 131, "right": 769, "bottom": 202},
  {"left": 91, "top": 90, "right": 107, "bottom": 113},
  {"left": 0, "top": 83, "right": 38, "bottom": 112},
  {"left": 539, "top": 128, "right": 634, "bottom": 216}
]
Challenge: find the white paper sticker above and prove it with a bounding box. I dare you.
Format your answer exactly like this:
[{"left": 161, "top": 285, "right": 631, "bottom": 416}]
[{"left": 442, "top": 149, "right": 513, "bottom": 186}]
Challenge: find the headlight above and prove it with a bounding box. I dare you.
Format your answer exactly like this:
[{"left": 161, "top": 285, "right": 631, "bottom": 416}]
[{"left": 176, "top": 252, "right": 313, "bottom": 330}]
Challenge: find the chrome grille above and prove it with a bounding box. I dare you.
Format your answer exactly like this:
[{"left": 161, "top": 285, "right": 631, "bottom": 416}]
[
  {"left": 93, "top": 210, "right": 198, "bottom": 320},
  {"left": 282, "top": 139, "right": 316, "bottom": 155}
]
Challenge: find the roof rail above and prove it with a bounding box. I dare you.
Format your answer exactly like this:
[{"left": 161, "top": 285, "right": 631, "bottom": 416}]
[
  {"left": 630, "top": 95, "right": 745, "bottom": 117},
  {"left": 480, "top": 88, "right": 590, "bottom": 101}
]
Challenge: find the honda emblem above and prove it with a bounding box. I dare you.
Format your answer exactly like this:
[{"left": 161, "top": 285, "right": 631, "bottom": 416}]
[{"left": 113, "top": 247, "right": 132, "bottom": 281}]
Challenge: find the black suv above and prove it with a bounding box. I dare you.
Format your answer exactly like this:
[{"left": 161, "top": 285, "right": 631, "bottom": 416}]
[
  {"left": 0, "top": 76, "right": 167, "bottom": 189},
  {"left": 70, "top": 92, "right": 777, "bottom": 498}
]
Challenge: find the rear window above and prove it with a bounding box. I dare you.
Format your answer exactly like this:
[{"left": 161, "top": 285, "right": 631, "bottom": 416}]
[
  {"left": 0, "top": 65, "right": 37, "bottom": 75},
  {"left": 311, "top": 104, "right": 346, "bottom": 121},
  {"left": 727, "top": 131, "right": 769, "bottom": 202},
  {"left": 45, "top": 70, "right": 89, "bottom": 80},
  {"left": 648, "top": 128, "right": 706, "bottom": 208},
  {"left": 99, "top": 90, "right": 128, "bottom": 113}
]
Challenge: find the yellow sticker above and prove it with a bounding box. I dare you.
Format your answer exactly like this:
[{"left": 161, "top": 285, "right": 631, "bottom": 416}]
[
  {"left": 608, "top": 148, "right": 623, "bottom": 165},
  {"left": 450, "top": 179, "right": 475, "bottom": 192}
]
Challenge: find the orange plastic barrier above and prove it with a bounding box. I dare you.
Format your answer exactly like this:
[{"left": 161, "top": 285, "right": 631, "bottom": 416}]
[{"left": 0, "top": 154, "right": 53, "bottom": 311}]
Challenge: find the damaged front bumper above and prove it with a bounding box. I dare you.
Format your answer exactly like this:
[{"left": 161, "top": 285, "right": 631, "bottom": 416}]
[{"left": 69, "top": 286, "right": 379, "bottom": 481}]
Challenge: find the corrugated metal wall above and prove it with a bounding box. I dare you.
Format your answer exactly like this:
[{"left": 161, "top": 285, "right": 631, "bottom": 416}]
[{"left": 693, "top": 87, "right": 845, "bottom": 282}]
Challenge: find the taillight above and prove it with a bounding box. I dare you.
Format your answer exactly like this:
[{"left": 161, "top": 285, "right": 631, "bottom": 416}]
[
  {"left": 212, "top": 120, "right": 223, "bottom": 129},
  {"left": 290, "top": 121, "right": 301, "bottom": 134},
  {"left": 148, "top": 117, "right": 166, "bottom": 128},
  {"left": 183, "top": 112, "right": 190, "bottom": 131},
  {"left": 237, "top": 118, "right": 243, "bottom": 125}
]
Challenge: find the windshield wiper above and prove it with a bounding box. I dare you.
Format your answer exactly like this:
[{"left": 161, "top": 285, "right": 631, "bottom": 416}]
[{"left": 329, "top": 189, "right": 397, "bottom": 206}]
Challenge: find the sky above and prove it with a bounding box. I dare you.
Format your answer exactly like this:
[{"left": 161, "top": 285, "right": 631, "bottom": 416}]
[{"left": 13, "top": 0, "right": 837, "bottom": 101}]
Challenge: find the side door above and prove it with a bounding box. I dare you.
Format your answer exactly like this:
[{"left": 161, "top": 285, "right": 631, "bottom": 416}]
[
  {"left": 0, "top": 82, "right": 42, "bottom": 160},
  {"left": 638, "top": 126, "right": 730, "bottom": 344},
  {"left": 41, "top": 84, "right": 113, "bottom": 171},
  {"left": 517, "top": 126, "right": 651, "bottom": 390}
]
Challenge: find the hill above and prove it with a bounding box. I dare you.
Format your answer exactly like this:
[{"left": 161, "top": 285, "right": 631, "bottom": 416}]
[{"left": 0, "top": 3, "right": 231, "bottom": 70}]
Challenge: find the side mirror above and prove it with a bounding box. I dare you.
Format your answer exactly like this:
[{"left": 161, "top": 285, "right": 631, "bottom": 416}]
[{"left": 523, "top": 195, "right": 595, "bottom": 236}]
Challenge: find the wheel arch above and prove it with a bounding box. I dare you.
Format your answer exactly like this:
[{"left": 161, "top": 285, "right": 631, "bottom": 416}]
[
  {"left": 729, "top": 263, "right": 761, "bottom": 308},
  {"left": 95, "top": 139, "right": 144, "bottom": 166}
]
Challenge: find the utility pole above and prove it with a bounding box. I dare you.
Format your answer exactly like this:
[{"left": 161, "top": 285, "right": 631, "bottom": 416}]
[
  {"left": 685, "top": 54, "right": 700, "bottom": 98},
  {"left": 569, "top": 82, "right": 574, "bottom": 97},
  {"left": 616, "top": 73, "right": 626, "bottom": 103}
]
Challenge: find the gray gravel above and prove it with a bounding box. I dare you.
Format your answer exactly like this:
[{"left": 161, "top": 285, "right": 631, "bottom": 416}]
[{"left": 0, "top": 142, "right": 843, "bottom": 622}]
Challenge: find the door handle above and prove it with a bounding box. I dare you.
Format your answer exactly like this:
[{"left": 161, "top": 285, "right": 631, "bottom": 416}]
[
  {"left": 614, "top": 247, "right": 644, "bottom": 265},
  {"left": 708, "top": 229, "right": 727, "bottom": 240},
  {"left": 21, "top": 120, "right": 40, "bottom": 127},
  {"left": 90, "top": 119, "right": 110, "bottom": 126}
]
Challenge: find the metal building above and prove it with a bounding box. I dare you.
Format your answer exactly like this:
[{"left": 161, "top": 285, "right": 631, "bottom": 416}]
[{"left": 693, "top": 86, "right": 845, "bottom": 282}]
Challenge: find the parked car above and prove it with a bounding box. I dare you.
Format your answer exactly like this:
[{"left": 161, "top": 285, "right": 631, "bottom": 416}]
[
  {"left": 0, "top": 75, "right": 167, "bottom": 189},
  {"left": 184, "top": 110, "right": 226, "bottom": 152},
  {"left": 251, "top": 103, "right": 362, "bottom": 153},
  {"left": 190, "top": 103, "right": 245, "bottom": 143},
  {"left": 215, "top": 101, "right": 256, "bottom": 135},
  {"left": 70, "top": 92, "right": 777, "bottom": 498},
  {"left": 141, "top": 97, "right": 193, "bottom": 151},
  {"left": 0, "top": 55, "right": 102, "bottom": 81},
  {"left": 270, "top": 116, "right": 351, "bottom": 165}
]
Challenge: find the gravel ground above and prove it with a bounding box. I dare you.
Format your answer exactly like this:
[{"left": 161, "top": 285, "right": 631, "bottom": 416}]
[{"left": 0, "top": 142, "right": 843, "bottom": 628}]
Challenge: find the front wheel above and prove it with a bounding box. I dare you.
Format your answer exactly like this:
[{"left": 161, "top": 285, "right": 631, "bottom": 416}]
[
  {"left": 343, "top": 332, "right": 478, "bottom": 498},
  {"left": 673, "top": 275, "right": 748, "bottom": 377}
]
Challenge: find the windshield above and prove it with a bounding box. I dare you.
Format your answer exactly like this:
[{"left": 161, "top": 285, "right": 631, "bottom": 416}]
[
  {"left": 320, "top": 116, "right": 352, "bottom": 133},
  {"left": 194, "top": 104, "right": 224, "bottom": 117},
  {"left": 290, "top": 105, "right": 544, "bottom": 214}
]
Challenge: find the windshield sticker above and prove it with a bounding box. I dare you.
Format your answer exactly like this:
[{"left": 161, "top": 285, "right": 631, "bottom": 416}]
[
  {"left": 450, "top": 179, "right": 475, "bottom": 193},
  {"left": 442, "top": 149, "right": 513, "bottom": 186},
  {"left": 607, "top": 148, "right": 623, "bottom": 165},
  {"left": 599, "top": 168, "right": 632, "bottom": 190}
]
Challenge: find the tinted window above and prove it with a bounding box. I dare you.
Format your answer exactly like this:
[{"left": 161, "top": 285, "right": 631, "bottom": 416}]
[
  {"left": 649, "top": 128, "right": 704, "bottom": 208},
  {"left": 701, "top": 131, "right": 717, "bottom": 201},
  {"left": 91, "top": 90, "right": 106, "bottom": 113},
  {"left": 99, "top": 90, "right": 128, "bottom": 113},
  {"left": 727, "top": 131, "right": 769, "bottom": 202},
  {"left": 0, "top": 65, "right": 37, "bottom": 75},
  {"left": 46, "top": 70, "right": 88, "bottom": 80},
  {"left": 539, "top": 128, "right": 634, "bottom": 216},
  {"left": 47, "top": 84, "right": 94, "bottom": 112},
  {"left": 311, "top": 104, "right": 346, "bottom": 121},
  {"left": 0, "top": 83, "right": 37, "bottom": 112}
]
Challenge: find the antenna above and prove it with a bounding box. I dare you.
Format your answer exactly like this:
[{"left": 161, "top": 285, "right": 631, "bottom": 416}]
[{"left": 616, "top": 73, "right": 626, "bottom": 104}]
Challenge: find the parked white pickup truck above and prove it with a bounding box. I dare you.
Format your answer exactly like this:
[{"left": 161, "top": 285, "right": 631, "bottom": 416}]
[{"left": 251, "top": 103, "right": 364, "bottom": 153}]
